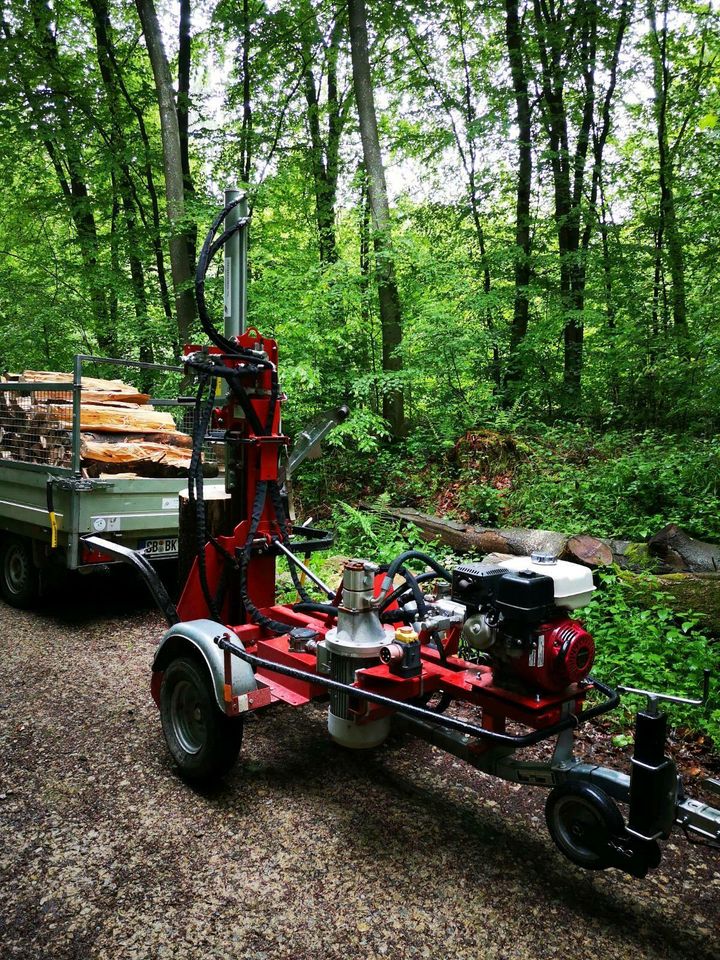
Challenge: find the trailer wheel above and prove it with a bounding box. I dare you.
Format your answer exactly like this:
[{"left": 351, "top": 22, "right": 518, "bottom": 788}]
[
  {"left": 160, "top": 657, "right": 243, "bottom": 783},
  {"left": 0, "top": 536, "right": 39, "bottom": 608},
  {"left": 545, "top": 782, "right": 625, "bottom": 870}
]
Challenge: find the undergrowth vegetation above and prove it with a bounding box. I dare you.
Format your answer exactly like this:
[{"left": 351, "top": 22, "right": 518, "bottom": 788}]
[{"left": 297, "top": 425, "right": 720, "bottom": 542}]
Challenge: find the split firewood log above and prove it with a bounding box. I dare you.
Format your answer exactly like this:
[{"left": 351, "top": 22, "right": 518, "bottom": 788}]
[
  {"left": 80, "top": 430, "right": 193, "bottom": 449},
  {"left": 48, "top": 403, "right": 178, "bottom": 434},
  {"left": 80, "top": 438, "right": 191, "bottom": 468},
  {"left": 20, "top": 370, "right": 140, "bottom": 393},
  {"left": 19, "top": 371, "right": 150, "bottom": 405}
]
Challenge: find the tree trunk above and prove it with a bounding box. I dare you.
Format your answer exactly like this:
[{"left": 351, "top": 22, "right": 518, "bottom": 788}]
[
  {"left": 504, "top": 0, "right": 533, "bottom": 389},
  {"left": 240, "top": 0, "right": 253, "bottom": 184},
  {"left": 348, "top": 0, "right": 404, "bottom": 437},
  {"left": 533, "top": 0, "right": 602, "bottom": 410},
  {"left": 101, "top": 27, "right": 174, "bottom": 328},
  {"left": 135, "top": 0, "right": 196, "bottom": 344},
  {"left": 648, "top": 0, "right": 689, "bottom": 353},
  {"left": 177, "top": 0, "right": 196, "bottom": 266},
  {"left": 300, "top": 3, "right": 344, "bottom": 265},
  {"left": 90, "top": 0, "right": 154, "bottom": 366}
]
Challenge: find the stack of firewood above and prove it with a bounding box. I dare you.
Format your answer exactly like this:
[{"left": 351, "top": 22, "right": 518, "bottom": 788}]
[{"left": 0, "top": 370, "right": 212, "bottom": 478}]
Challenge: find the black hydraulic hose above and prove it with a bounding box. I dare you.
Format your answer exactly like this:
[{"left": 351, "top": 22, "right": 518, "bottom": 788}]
[
  {"left": 188, "top": 373, "right": 224, "bottom": 621},
  {"left": 294, "top": 602, "right": 340, "bottom": 618},
  {"left": 216, "top": 631, "right": 620, "bottom": 746},
  {"left": 195, "top": 198, "right": 250, "bottom": 353},
  {"left": 376, "top": 551, "right": 452, "bottom": 606},
  {"left": 237, "top": 480, "right": 294, "bottom": 635},
  {"left": 379, "top": 571, "right": 437, "bottom": 612},
  {"left": 397, "top": 566, "right": 428, "bottom": 620},
  {"left": 380, "top": 609, "right": 413, "bottom": 625}
]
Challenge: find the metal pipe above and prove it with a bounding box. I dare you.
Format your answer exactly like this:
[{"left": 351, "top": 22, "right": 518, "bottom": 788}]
[
  {"left": 215, "top": 634, "right": 620, "bottom": 747},
  {"left": 273, "top": 538, "right": 335, "bottom": 598},
  {"left": 223, "top": 186, "right": 248, "bottom": 338},
  {"left": 74, "top": 355, "right": 184, "bottom": 373}
]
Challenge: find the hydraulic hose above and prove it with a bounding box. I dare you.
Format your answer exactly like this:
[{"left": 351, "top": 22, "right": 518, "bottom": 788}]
[
  {"left": 195, "top": 197, "right": 250, "bottom": 354},
  {"left": 379, "top": 571, "right": 437, "bottom": 612},
  {"left": 376, "top": 550, "right": 452, "bottom": 606},
  {"left": 294, "top": 602, "right": 340, "bottom": 618}
]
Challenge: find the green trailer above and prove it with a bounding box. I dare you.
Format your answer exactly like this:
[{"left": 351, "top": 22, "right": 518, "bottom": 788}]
[{"left": 0, "top": 355, "right": 223, "bottom": 607}]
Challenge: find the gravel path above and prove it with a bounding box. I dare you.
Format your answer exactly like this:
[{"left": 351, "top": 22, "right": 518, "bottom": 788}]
[{"left": 1, "top": 574, "right": 719, "bottom": 960}]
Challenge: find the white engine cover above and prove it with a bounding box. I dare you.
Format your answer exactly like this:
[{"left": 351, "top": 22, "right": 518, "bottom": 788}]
[{"left": 497, "top": 555, "right": 595, "bottom": 610}]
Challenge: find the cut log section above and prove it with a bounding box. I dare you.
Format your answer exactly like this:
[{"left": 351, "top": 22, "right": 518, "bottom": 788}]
[
  {"left": 21, "top": 370, "right": 142, "bottom": 393},
  {"left": 82, "top": 430, "right": 193, "bottom": 449},
  {"left": 178, "top": 486, "right": 234, "bottom": 586},
  {"left": 48, "top": 403, "right": 178, "bottom": 434},
  {"left": 81, "top": 438, "right": 191, "bottom": 467}
]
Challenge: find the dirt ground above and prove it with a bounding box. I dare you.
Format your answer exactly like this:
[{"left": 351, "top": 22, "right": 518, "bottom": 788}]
[{"left": 1, "top": 570, "right": 719, "bottom": 960}]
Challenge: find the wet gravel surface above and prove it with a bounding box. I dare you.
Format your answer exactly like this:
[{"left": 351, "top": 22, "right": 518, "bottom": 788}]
[{"left": 1, "top": 572, "right": 719, "bottom": 960}]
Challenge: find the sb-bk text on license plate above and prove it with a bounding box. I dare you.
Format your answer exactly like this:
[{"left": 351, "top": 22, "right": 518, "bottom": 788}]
[{"left": 141, "top": 537, "right": 178, "bottom": 557}]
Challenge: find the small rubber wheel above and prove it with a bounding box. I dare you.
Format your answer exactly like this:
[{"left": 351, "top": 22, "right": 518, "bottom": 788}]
[
  {"left": 160, "top": 657, "right": 243, "bottom": 783},
  {"left": 0, "top": 536, "right": 39, "bottom": 608},
  {"left": 545, "top": 781, "right": 625, "bottom": 870}
]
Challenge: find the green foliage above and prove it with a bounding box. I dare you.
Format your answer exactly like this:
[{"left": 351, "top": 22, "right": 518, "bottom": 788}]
[
  {"left": 506, "top": 429, "right": 720, "bottom": 540},
  {"left": 330, "top": 500, "right": 428, "bottom": 564},
  {"left": 457, "top": 483, "right": 505, "bottom": 524},
  {"left": 580, "top": 569, "right": 720, "bottom": 744}
]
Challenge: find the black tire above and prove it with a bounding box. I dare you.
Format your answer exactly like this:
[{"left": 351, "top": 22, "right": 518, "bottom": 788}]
[
  {"left": 0, "top": 536, "right": 40, "bottom": 608},
  {"left": 159, "top": 657, "right": 243, "bottom": 783},
  {"left": 545, "top": 781, "right": 625, "bottom": 870}
]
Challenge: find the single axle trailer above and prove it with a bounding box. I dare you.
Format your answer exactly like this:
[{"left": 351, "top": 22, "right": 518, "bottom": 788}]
[
  {"left": 100, "top": 195, "right": 720, "bottom": 880},
  {"left": 0, "top": 355, "right": 224, "bottom": 608}
]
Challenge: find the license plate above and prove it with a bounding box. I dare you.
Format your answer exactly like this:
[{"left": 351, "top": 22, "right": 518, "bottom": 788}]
[{"left": 141, "top": 537, "right": 178, "bottom": 557}]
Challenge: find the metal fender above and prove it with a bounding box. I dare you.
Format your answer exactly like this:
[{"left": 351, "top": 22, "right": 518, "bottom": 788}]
[{"left": 152, "top": 619, "right": 257, "bottom": 713}]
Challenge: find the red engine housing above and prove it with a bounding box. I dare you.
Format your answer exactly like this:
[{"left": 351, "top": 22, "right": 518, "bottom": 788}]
[{"left": 509, "top": 618, "right": 595, "bottom": 693}]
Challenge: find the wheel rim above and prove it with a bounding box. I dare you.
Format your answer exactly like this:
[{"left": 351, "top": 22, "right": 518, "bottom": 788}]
[
  {"left": 169, "top": 679, "right": 207, "bottom": 755},
  {"left": 551, "top": 796, "right": 606, "bottom": 863},
  {"left": 4, "top": 544, "right": 30, "bottom": 596}
]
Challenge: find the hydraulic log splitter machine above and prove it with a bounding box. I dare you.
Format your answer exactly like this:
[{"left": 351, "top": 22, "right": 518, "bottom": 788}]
[{"left": 91, "top": 195, "right": 720, "bottom": 879}]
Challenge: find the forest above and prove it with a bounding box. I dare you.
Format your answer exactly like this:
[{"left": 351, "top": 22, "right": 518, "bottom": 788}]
[{"left": 1, "top": 1, "right": 720, "bottom": 736}]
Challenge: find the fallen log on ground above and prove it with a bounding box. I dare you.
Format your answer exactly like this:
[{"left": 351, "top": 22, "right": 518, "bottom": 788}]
[
  {"left": 649, "top": 524, "right": 720, "bottom": 573},
  {"left": 619, "top": 570, "right": 720, "bottom": 633},
  {"left": 362, "top": 503, "right": 622, "bottom": 567},
  {"left": 361, "top": 503, "right": 720, "bottom": 574}
]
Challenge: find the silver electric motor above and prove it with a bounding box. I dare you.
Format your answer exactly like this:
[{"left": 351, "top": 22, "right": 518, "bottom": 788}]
[{"left": 323, "top": 559, "right": 393, "bottom": 748}]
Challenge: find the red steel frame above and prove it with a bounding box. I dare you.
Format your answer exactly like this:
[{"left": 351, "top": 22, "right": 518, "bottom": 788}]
[{"left": 176, "top": 329, "right": 589, "bottom": 736}]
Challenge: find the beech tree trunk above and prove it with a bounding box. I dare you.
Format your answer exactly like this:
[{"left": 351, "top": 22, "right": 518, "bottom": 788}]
[
  {"left": 533, "top": 0, "right": 600, "bottom": 409},
  {"left": 135, "top": 0, "right": 196, "bottom": 344},
  {"left": 90, "top": 0, "right": 154, "bottom": 366},
  {"left": 504, "top": 0, "right": 532, "bottom": 389},
  {"left": 648, "top": 0, "right": 689, "bottom": 353},
  {"left": 300, "top": 4, "right": 345, "bottom": 265},
  {"left": 348, "top": 0, "right": 404, "bottom": 437},
  {"left": 177, "top": 0, "right": 196, "bottom": 266}
]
